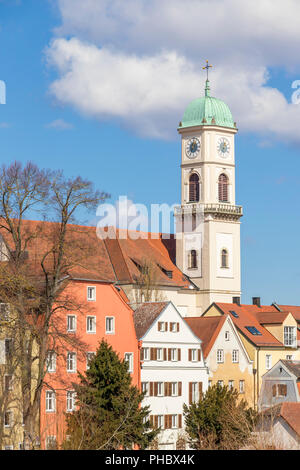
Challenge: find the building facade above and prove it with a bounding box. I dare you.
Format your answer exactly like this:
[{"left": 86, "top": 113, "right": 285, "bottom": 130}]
[
  {"left": 133, "top": 301, "right": 209, "bottom": 450},
  {"left": 185, "top": 314, "right": 254, "bottom": 406}
]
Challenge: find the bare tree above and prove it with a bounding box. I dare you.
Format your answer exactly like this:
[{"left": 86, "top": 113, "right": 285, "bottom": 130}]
[
  {"left": 133, "top": 258, "right": 166, "bottom": 304},
  {"left": 0, "top": 161, "right": 108, "bottom": 449}
]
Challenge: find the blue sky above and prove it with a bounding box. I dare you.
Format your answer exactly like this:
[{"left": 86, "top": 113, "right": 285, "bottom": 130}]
[{"left": 1, "top": 0, "right": 300, "bottom": 306}]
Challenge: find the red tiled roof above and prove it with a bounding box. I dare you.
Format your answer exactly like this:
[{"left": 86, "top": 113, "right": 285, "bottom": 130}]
[
  {"left": 256, "top": 312, "right": 290, "bottom": 325},
  {"left": 102, "top": 228, "right": 193, "bottom": 289},
  {"left": 280, "top": 402, "right": 300, "bottom": 437},
  {"left": 133, "top": 301, "right": 169, "bottom": 339},
  {"left": 0, "top": 219, "right": 117, "bottom": 283},
  {"left": 1, "top": 221, "right": 192, "bottom": 289},
  {"left": 276, "top": 305, "right": 300, "bottom": 322},
  {"left": 184, "top": 315, "right": 227, "bottom": 358},
  {"left": 211, "top": 303, "right": 283, "bottom": 347}
]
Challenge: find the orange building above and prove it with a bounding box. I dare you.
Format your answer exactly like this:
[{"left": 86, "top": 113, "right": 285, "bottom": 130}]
[{"left": 40, "top": 280, "right": 139, "bottom": 449}]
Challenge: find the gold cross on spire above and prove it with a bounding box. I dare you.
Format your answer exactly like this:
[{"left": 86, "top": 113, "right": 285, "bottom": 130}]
[{"left": 202, "top": 60, "right": 213, "bottom": 80}]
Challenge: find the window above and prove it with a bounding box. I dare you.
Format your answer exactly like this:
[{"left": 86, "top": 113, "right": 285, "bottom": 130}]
[
  {"left": 45, "top": 436, "right": 57, "bottom": 450},
  {"left": 5, "top": 339, "right": 13, "bottom": 361},
  {"left": 156, "top": 348, "right": 163, "bottom": 361},
  {"left": 239, "top": 380, "right": 245, "bottom": 394},
  {"left": 191, "top": 349, "right": 197, "bottom": 362},
  {"left": 266, "top": 355, "right": 272, "bottom": 370},
  {"left": 230, "top": 310, "right": 239, "bottom": 318},
  {"left": 86, "top": 316, "right": 96, "bottom": 333},
  {"left": 189, "top": 250, "right": 198, "bottom": 269},
  {"left": 66, "top": 391, "right": 76, "bottom": 412},
  {"left": 67, "top": 352, "right": 76, "bottom": 373},
  {"left": 286, "top": 355, "right": 293, "bottom": 360},
  {"left": 46, "top": 391, "right": 56, "bottom": 412},
  {"left": 105, "top": 316, "right": 115, "bottom": 334},
  {"left": 0, "top": 303, "right": 10, "bottom": 321},
  {"left": 228, "top": 380, "right": 234, "bottom": 390},
  {"left": 189, "top": 173, "right": 200, "bottom": 202},
  {"left": 218, "top": 173, "right": 229, "bottom": 202},
  {"left": 232, "top": 350, "right": 239, "bottom": 363},
  {"left": 221, "top": 249, "right": 228, "bottom": 268},
  {"left": 158, "top": 322, "right": 166, "bottom": 332},
  {"left": 142, "top": 348, "right": 150, "bottom": 361},
  {"left": 284, "top": 326, "right": 296, "bottom": 347},
  {"left": 4, "top": 411, "right": 13, "bottom": 427},
  {"left": 142, "top": 382, "right": 149, "bottom": 396},
  {"left": 157, "top": 382, "right": 163, "bottom": 397},
  {"left": 46, "top": 351, "right": 56, "bottom": 373},
  {"left": 171, "top": 415, "right": 178, "bottom": 429},
  {"left": 67, "top": 315, "right": 76, "bottom": 333},
  {"left": 124, "top": 353, "right": 133, "bottom": 373},
  {"left": 191, "top": 382, "right": 200, "bottom": 403},
  {"left": 170, "top": 349, "right": 178, "bottom": 361},
  {"left": 4, "top": 375, "right": 12, "bottom": 392},
  {"left": 208, "top": 380, "right": 212, "bottom": 388},
  {"left": 171, "top": 382, "right": 178, "bottom": 397},
  {"left": 225, "top": 331, "right": 230, "bottom": 341},
  {"left": 272, "top": 384, "right": 287, "bottom": 397},
  {"left": 86, "top": 352, "right": 95, "bottom": 370},
  {"left": 217, "top": 380, "right": 224, "bottom": 387},
  {"left": 87, "top": 286, "right": 96, "bottom": 301},
  {"left": 170, "top": 322, "right": 179, "bottom": 332},
  {"left": 245, "top": 326, "right": 262, "bottom": 336},
  {"left": 4, "top": 445, "right": 13, "bottom": 450},
  {"left": 157, "top": 415, "right": 164, "bottom": 429},
  {"left": 217, "top": 349, "right": 224, "bottom": 363}
]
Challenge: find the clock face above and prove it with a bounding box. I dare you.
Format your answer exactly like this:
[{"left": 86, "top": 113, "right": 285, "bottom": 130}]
[
  {"left": 217, "top": 137, "right": 230, "bottom": 157},
  {"left": 185, "top": 137, "right": 201, "bottom": 159}
]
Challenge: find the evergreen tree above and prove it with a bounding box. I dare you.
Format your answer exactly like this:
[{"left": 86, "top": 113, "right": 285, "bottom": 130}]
[
  {"left": 183, "top": 384, "right": 256, "bottom": 450},
  {"left": 62, "top": 340, "right": 158, "bottom": 450}
]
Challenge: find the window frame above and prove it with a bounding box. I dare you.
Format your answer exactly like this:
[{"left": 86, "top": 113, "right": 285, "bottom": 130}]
[
  {"left": 124, "top": 352, "right": 134, "bottom": 373},
  {"left": 46, "top": 351, "right": 56, "bottom": 373},
  {"left": 86, "top": 315, "right": 96, "bottom": 334},
  {"left": 66, "top": 390, "right": 76, "bottom": 412},
  {"left": 217, "top": 349, "right": 224, "bottom": 363},
  {"left": 105, "top": 316, "right": 115, "bottom": 334},
  {"left": 66, "top": 352, "right": 77, "bottom": 373},
  {"left": 232, "top": 349, "right": 239, "bottom": 363},
  {"left": 87, "top": 286, "right": 96, "bottom": 302},
  {"left": 45, "top": 390, "right": 56, "bottom": 413},
  {"left": 67, "top": 314, "right": 76, "bottom": 333}
]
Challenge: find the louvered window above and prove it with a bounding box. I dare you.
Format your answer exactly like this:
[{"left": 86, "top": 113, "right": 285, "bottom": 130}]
[
  {"left": 218, "top": 173, "right": 229, "bottom": 202},
  {"left": 189, "top": 174, "right": 200, "bottom": 202}
]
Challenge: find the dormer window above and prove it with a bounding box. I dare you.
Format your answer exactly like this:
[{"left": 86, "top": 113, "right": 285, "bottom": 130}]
[{"left": 284, "top": 326, "right": 296, "bottom": 347}]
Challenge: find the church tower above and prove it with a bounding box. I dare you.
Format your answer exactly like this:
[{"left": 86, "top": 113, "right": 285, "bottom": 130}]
[{"left": 175, "top": 64, "right": 242, "bottom": 312}]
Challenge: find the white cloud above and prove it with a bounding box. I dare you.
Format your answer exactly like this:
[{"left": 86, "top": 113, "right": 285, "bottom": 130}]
[
  {"left": 45, "top": 118, "right": 74, "bottom": 130},
  {"left": 45, "top": 0, "right": 300, "bottom": 142}
]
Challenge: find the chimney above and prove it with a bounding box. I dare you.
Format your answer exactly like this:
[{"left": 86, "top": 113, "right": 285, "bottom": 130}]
[
  {"left": 232, "top": 297, "right": 241, "bottom": 306},
  {"left": 252, "top": 297, "right": 261, "bottom": 308}
]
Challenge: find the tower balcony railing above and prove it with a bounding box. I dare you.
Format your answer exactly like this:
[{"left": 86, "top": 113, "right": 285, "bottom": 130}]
[{"left": 174, "top": 203, "right": 243, "bottom": 217}]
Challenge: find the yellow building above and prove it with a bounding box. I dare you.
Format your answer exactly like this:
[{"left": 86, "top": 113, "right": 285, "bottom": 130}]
[
  {"left": 202, "top": 300, "right": 300, "bottom": 409},
  {"left": 185, "top": 314, "right": 254, "bottom": 406}
]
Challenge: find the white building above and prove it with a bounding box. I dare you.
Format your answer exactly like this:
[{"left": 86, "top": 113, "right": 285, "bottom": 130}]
[{"left": 133, "top": 301, "right": 209, "bottom": 450}]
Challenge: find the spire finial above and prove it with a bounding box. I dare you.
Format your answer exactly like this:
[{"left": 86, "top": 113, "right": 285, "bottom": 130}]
[{"left": 202, "top": 60, "right": 213, "bottom": 96}]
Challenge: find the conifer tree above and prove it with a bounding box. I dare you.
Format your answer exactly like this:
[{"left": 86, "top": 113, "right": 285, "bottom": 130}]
[{"left": 63, "top": 340, "right": 158, "bottom": 450}]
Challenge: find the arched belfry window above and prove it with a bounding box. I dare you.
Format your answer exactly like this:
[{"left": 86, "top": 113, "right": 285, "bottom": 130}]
[
  {"left": 218, "top": 173, "right": 229, "bottom": 202},
  {"left": 221, "top": 249, "right": 228, "bottom": 268},
  {"left": 189, "top": 250, "right": 198, "bottom": 269},
  {"left": 189, "top": 173, "right": 200, "bottom": 202}
]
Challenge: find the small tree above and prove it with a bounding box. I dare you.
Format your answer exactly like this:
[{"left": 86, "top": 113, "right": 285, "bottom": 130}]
[
  {"left": 62, "top": 340, "right": 158, "bottom": 450},
  {"left": 183, "top": 384, "right": 256, "bottom": 450}
]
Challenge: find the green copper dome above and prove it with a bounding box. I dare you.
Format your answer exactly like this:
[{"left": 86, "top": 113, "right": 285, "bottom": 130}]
[{"left": 180, "top": 80, "right": 236, "bottom": 129}]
